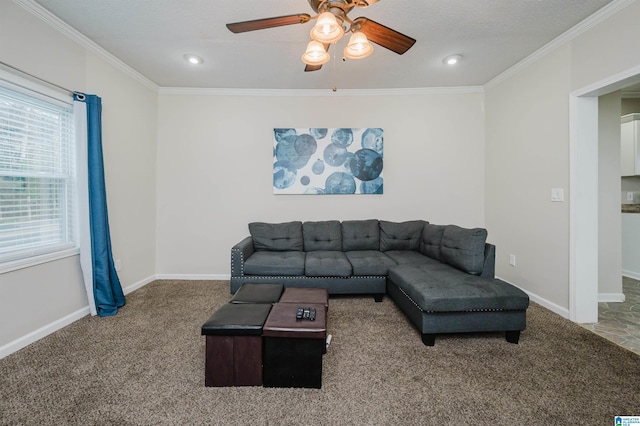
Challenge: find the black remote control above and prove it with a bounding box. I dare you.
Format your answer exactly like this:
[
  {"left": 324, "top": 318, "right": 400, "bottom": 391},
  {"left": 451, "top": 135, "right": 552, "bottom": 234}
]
[
  {"left": 303, "top": 308, "right": 310, "bottom": 320},
  {"left": 296, "top": 307, "right": 304, "bottom": 319},
  {"left": 309, "top": 307, "right": 316, "bottom": 321}
]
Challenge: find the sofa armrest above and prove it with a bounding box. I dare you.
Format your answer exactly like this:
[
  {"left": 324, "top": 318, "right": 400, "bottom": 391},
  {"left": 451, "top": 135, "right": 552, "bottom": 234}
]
[
  {"left": 231, "top": 236, "right": 255, "bottom": 278},
  {"left": 481, "top": 243, "right": 496, "bottom": 278}
]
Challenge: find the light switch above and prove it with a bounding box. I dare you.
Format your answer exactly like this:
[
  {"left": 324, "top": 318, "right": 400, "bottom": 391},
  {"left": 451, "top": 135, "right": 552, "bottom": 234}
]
[
  {"left": 627, "top": 192, "right": 634, "bottom": 202},
  {"left": 551, "top": 188, "right": 564, "bottom": 202}
]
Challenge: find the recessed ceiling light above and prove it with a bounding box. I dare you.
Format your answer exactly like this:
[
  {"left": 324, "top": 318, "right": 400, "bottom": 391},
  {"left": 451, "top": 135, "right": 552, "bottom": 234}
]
[
  {"left": 443, "top": 54, "right": 462, "bottom": 65},
  {"left": 183, "top": 54, "right": 204, "bottom": 65}
]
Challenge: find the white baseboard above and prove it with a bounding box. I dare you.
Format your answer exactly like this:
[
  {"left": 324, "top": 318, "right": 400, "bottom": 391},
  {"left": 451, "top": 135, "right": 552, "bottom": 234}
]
[
  {"left": 496, "top": 275, "right": 570, "bottom": 319},
  {"left": 123, "top": 274, "right": 157, "bottom": 295},
  {"left": 154, "top": 273, "right": 230, "bottom": 280},
  {"left": 598, "top": 293, "right": 626, "bottom": 303},
  {"left": 525, "top": 291, "right": 570, "bottom": 319},
  {"left": 622, "top": 269, "right": 640, "bottom": 281},
  {"left": 0, "top": 274, "right": 157, "bottom": 360},
  {"left": 0, "top": 306, "right": 90, "bottom": 360}
]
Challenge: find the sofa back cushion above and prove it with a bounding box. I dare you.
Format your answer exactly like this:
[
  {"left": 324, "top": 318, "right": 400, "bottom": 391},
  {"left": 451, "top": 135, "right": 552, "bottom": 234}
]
[
  {"left": 420, "top": 223, "right": 446, "bottom": 260},
  {"left": 440, "top": 225, "right": 487, "bottom": 275},
  {"left": 249, "top": 221, "right": 303, "bottom": 251},
  {"left": 379, "top": 220, "right": 426, "bottom": 252},
  {"left": 342, "top": 219, "right": 380, "bottom": 251},
  {"left": 303, "top": 220, "right": 342, "bottom": 251}
]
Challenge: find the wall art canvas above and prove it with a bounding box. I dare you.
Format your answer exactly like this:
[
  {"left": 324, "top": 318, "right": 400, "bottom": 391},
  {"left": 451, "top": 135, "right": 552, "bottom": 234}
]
[{"left": 273, "top": 128, "right": 383, "bottom": 195}]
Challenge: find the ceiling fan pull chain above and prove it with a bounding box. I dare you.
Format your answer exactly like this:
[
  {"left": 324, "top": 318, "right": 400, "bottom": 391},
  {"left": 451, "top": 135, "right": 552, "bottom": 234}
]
[{"left": 332, "top": 48, "right": 337, "bottom": 92}]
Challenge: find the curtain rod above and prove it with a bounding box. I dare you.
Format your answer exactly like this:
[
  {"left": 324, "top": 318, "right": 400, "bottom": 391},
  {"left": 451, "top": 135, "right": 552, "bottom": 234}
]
[{"left": 0, "top": 60, "right": 85, "bottom": 100}]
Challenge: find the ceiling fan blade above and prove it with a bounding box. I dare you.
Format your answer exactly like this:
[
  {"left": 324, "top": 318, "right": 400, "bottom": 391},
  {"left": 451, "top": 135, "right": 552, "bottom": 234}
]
[
  {"left": 304, "top": 43, "right": 331, "bottom": 72},
  {"left": 356, "top": 18, "right": 416, "bottom": 55},
  {"left": 227, "top": 14, "right": 311, "bottom": 33}
]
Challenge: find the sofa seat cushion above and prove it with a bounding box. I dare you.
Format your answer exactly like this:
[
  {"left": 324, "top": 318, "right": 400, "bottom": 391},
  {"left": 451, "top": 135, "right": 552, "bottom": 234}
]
[
  {"left": 345, "top": 250, "right": 397, "bottom": 275},
  {"left": 244, "top": 251, "right": 305, "bottom": 276},
  {"left": 388, "top": 264, "right": 529, "bottom": 313},
  {"left": 342, "top": 220, "right": 380, "bottom": 251},
  {"left": 305, "top": 251, "right": 352, "bottom": 277},
  {"left": 384, "top": 250, "right": 439, "bottom": 266}
]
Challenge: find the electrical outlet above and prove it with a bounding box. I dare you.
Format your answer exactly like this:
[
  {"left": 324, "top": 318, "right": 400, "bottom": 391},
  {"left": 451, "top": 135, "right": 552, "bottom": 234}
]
[
  {"left": 115, "top": 259, "right": 122, "bottom": 272},
  {"left": 509, "top": 254, "right": 516, "bottom": 267},
  {"left": 551, "top": 188, "right": 564, "bottom": 202}
]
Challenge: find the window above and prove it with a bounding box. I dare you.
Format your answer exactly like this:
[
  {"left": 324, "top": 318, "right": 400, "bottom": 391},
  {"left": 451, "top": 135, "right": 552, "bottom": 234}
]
[{"left": 0, "top": 81, "right": 76, "bottom": 266}]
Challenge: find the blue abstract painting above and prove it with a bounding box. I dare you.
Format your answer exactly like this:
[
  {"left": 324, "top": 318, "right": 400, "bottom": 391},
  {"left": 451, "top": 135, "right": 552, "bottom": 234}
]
[{"left": 273, "top": 128, "right": 383, "bottom": 195}]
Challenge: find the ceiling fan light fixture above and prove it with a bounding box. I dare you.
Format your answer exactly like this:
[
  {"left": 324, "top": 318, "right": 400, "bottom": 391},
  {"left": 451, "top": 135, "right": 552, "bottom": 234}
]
[
  {"left": 344, "top": 31, "right": 374, "bottom": 59},
  {"left": 302, "top": 40, "right": 330, "bottom": 66},
  {"left": 443, "top": 54, "right": 462, "bottom": 65},
  {"left": 310, "top": 11, "right": 344, "bottom": 43}
]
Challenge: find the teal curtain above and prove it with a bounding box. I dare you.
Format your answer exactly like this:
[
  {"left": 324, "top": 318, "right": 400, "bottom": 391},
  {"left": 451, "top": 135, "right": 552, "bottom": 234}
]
[{"left": 74, "top": 93, "right": 124, "bottom": 316}]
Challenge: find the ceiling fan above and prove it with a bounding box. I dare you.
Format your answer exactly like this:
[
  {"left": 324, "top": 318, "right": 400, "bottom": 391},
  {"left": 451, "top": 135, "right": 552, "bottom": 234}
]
[{"left": 226, "top": 0, "right": 416, "bottom": 72}]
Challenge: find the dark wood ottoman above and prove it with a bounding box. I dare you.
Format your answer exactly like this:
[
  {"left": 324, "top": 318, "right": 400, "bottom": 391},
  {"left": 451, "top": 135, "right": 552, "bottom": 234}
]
[
  {"left": 262, "top": 302, "right": 327, "bottom": 389},
  {"left": 201, "top": 303, "right": 272, "bottom": 387}
]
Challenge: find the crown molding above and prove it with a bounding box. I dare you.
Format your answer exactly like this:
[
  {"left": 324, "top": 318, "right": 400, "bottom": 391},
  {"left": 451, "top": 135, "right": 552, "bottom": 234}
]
[
  {"left": 485, "top": 0, "right": 637, "bottom": 89},
  {"left": 14, "top": 0, "right": 159, "bottom": 93},
  {"left": 158, "top": 86, "right": 484, "bottom": 97}
]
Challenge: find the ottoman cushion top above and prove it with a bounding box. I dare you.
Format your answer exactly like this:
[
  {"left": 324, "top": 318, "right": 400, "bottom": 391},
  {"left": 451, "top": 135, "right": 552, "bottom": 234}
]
[
  {"left": 231, "top": 283, "right": 284, "bottom": 304},
  {"left": 201, "top": 303, "right": 273, "bottom": 336},
  {"left": 279, "top": 287, "right": 329, "bottom": 310},
  {"left": 263, "top": 303, "right": 327, "bottom": 339}
]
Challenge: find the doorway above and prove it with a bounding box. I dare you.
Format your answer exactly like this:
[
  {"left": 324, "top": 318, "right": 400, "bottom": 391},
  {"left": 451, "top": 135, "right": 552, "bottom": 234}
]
[{"left": 570, "top": 66, "right": 640, "bottom": 323}]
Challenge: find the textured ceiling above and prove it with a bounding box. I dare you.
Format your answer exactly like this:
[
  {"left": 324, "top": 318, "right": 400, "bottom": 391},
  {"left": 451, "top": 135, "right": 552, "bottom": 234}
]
[{"left": 31, "top": 0, "right": 616, "bottom": 90}]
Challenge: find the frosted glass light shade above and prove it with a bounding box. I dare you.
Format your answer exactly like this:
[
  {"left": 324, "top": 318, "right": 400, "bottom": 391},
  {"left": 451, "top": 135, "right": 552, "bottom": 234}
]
[
  {"left": 302, "top": 40, "right": 330, "bottom": 65},
  {"left": 310, "top": 12, "right": 344, "bottom": 43},
  {"left": 344, "top": 32, "right": 374, "bottom": 59}
]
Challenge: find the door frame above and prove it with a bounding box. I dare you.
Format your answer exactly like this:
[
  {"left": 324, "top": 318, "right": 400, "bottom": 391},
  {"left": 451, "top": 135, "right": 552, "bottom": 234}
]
[{"left": 570, "top": 64, "right": 640, "bottom": 322}]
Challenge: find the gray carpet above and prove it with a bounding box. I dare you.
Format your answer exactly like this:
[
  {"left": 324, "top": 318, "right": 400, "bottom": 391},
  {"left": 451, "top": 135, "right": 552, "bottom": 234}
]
[{"left": 1, "top": 280, "right": 638, "bottom": 425}]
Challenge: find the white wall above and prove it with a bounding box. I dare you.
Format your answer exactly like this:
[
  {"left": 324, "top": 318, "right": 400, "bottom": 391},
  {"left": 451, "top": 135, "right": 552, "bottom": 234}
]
[
  {"left": 485, "top": 45, "right": 572, "bottom": 313},
  {"left": 156, "top": 91, "right": 486, "bottom": 275},
  {"left": 622, "top": 98, "right": 640, "bottom": 116},
  {"left": 485, "top": 0, "right": 640, "bottom": 316},
  {"left": 0, "top": 2, "right": 158, "bottom": 355},
  {"left": 84, "top": 53, "right": 158, "bottom": 287}
]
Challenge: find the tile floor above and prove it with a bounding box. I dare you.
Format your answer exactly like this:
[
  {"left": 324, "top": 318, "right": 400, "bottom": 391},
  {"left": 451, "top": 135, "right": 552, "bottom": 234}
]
[{"left": 580, "top": 277, "right": 640, "bottom": 355}]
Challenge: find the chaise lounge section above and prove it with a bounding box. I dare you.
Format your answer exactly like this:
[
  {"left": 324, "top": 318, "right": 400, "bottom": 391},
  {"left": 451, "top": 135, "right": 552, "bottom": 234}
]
[{"left": 230, "top": 219, "right": 530, "bottom": 345}]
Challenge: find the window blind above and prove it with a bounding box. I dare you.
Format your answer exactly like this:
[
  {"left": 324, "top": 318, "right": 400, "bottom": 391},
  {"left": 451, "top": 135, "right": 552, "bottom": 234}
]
[{"left": 0, "top": 84, "right": 76, "bottom": 263}]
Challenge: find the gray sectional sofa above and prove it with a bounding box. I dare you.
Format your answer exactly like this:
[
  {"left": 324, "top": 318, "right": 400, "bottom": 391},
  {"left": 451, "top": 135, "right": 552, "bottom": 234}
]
[{"left": 230, "top": 219, "right": 529, "bottom": 345}]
